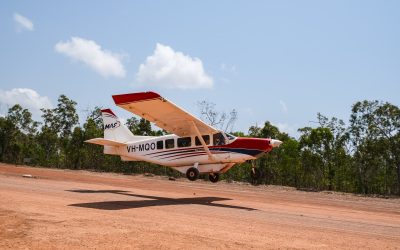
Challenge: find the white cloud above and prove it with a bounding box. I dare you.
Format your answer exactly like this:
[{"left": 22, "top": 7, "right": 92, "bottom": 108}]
[
  {"left": 135, "top": 43, "right": 213, "bottom": 89},
  {"left": 55, "top": 37, "right": 126, "bottom": 78},
  {"left": 14, "top": 13, "right": 34, "bottom": 32},
  {"left": 0, "top": 88, "right": 53, "bottom": 116},
  {"left": 279, "top": 100, "right": 288, "bottom": 113}
]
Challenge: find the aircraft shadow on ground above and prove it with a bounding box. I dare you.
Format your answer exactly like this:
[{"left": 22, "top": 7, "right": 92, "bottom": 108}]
[{"left": 66, "top": 189, "right": 256, "bottom": 211}]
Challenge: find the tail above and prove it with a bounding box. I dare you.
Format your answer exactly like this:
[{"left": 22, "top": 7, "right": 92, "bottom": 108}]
[
  {"left": 85, "top": 109, "right": 134, "bottom": 155},
  {"left": 101, "top": 109, "right": 134, "bottom": 142},
  {"left": 85, "top": 108, "right": 156, "bottom": 158},
  {"left": 85, "top": 109, "right": 153, "bottom": 152}
]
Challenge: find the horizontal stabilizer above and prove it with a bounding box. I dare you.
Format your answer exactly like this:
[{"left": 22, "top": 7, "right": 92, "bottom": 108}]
[{"left": 85, "top": 138, "right": 127, "bottom": 147}]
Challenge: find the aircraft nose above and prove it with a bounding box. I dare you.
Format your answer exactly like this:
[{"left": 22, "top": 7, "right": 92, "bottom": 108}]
[{"left": 270, "top": 139, "right": 283, "bottom": 148}]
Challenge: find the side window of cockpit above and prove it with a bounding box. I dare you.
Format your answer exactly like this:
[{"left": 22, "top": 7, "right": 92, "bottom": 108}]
[
  {"left": 165, "top": 139, "right": 175, "bottom": 149},
  {"left": 157, "top": 140, "right": 164, "bottom": 150},
  {"left": 177, "top": 137, "right": 191, "bottom": 148},
  {"left": 195, "top": 135, "right": 210, "bottom": 146},
  {"left": 213, "top": 133, "right": 226, "bottom": 146}
]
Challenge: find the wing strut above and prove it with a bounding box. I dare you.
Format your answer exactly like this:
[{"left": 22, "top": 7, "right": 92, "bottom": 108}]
[{"left": 190, "top": 121, "right": 215, "bottom": 161}]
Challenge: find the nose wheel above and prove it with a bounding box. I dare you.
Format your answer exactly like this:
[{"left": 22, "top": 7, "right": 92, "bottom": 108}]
[
  {"left": 186, "top": 167, "right": 199, "bottom": 181},
  {"left": 208, "top": 173, "right": 220, "bottom": 183}
]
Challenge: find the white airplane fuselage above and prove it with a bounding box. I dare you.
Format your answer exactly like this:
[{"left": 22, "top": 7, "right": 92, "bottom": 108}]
[{"left": 104, "top": 133, "right": 266, "bottom": 174}]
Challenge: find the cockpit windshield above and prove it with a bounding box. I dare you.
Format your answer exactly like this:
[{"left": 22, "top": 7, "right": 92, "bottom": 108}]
[{"left": 225, "top": 133, "right": 236, "bottom": 141}]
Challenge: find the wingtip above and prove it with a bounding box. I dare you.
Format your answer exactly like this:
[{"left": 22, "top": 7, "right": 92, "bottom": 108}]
[{"left": 112, "top": 91, "right": 161, "bottom": 105}]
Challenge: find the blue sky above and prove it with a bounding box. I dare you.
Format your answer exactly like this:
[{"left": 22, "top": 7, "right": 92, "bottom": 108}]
[{"left": 1, "top": 1, "right": 399, "bottom": 137}]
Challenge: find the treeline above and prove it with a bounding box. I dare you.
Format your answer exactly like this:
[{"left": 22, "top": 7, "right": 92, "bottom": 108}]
[
  {"left": 0, "top": 95, "right": 399, "bottom": 195},
  {"left": 0, "top": 95, "right": 169, "bottom": 176}
]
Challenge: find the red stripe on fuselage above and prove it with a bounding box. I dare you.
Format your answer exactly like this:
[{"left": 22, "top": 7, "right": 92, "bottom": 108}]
[
  {"left": 162, "top": 152, "right": 207, "bottom": 160},
  {"left": 144, "top": 147, "right": 202, "bottom": 156},
  {"left": 158, "top": 150, "right": 226, "bottom": 160},
  {"left": 153, "top": 149, "right": 226, "bottom": 160}
]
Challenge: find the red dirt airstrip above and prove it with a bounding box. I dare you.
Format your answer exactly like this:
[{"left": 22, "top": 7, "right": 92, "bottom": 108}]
[{"left": 0, "top": 163, "right": 399, "bottom": 249}]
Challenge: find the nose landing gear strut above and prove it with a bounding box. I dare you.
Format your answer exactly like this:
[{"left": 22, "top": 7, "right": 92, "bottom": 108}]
[{"left": 250, "top": 160, "right": 261, "bottom": 183}]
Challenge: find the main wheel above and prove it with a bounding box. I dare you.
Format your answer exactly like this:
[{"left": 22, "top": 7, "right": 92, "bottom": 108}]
[
  {"left": 208, "top": 173, "right": 220, "bottom": 183},
  {"left": 250, "top": 167, "right": 261, "bottom": 180},
  {"left": 186, "top": 167, "right": 199, "bottom": 181}
]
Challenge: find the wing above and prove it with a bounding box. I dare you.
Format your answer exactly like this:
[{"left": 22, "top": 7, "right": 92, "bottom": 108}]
[{"left": 112, "top": 92, "right": 218, "bottom": 137}]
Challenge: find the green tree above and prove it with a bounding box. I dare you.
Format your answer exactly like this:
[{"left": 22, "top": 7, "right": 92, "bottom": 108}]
[
  {"left": 138, "top": 118, "right": 152, "bottom": 135},
  {"left": 350, "top": 100, "right": 400, "bottom": 194},
  {"left": 126, "top": 117, "right": 139, "bottom": 134},
  {"left": 80, "top": 107, "right": 105, "bottom": 169},
  {"left": 0, "top": 105, "right": 38, "bottom": 164},
  {"left": 40, "top": 95, "right": 79, "bottom": 168},
  {"left": 298, "top": 114, "right": 351, "bottom": 191},
  {"left": 299, "top": 127, "right": 334, "bottom": 190}
]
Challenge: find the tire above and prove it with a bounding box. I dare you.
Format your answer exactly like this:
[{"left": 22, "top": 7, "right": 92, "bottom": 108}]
[
  {"left": 186, "top": 167, "right": 199, "bottom": 181},
  {"left": 208, "top": 173, "right": 220, "bottom": 183},
  {"left": 250, "top": 167, "right": 261, "bottom": 180}
]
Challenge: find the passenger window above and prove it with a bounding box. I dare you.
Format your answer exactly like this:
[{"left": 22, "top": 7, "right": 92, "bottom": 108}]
[
  {"left": 213, "top": 133, "right": 225, "bottom": 146},
  {"left": 165, "top": 139, "right": 175, "bottom": 149},
  {"left": 195, "top": 135, "right": 210, "bottom": 146},
  {"left": 156, "top": 140, "right": 164, "bottom": 150},
  {"left": 177, "top": 137, "right": 191, "bottom": 148}
]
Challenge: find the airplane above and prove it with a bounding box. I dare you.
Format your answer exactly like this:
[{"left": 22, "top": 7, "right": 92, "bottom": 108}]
[{"left": 85, "top": 91, "right": 282, "bottom": 183}]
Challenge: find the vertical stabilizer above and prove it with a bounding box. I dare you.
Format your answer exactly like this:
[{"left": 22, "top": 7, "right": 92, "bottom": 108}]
[{"left": 101, "top": 109, "right": 134, "bottom": 142}]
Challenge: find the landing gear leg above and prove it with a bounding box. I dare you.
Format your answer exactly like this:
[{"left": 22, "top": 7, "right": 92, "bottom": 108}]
[{"left": 208, "top": 173, "right": 220, "bottom": 183}]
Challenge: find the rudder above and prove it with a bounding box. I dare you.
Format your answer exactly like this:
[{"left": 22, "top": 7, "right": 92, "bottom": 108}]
[{"left": 101, "top": 109, "right": 134, "bottom": 142}]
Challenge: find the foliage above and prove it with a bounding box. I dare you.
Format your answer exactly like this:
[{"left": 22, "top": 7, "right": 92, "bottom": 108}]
[{"left": 1, "top": 95, "right": 399, "bottom": 195}]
